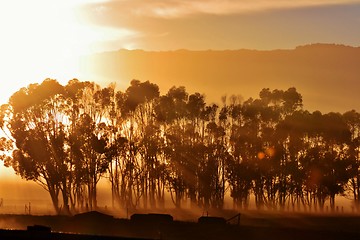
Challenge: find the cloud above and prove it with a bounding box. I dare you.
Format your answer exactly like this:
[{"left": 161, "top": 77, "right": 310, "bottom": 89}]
[
  {"left": 81, "top": 0, "right": 360, "bottom": 19},
  {"left": 76, "top": 0, "right": 360, "bottom": 51}
]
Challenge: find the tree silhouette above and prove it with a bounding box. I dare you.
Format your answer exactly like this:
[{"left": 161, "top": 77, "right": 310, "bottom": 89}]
[
  {"left": 0, "top": 79, "right": 358, "bottom": 214},
  {"left": 3, "top": 79, "right": 69, "bottom": 214},
  {"left": 155, "top": 86, "right": 189, "bottom": 208},
  {"left": 343, "top": 110, "right": 360, "bottom": 210}
]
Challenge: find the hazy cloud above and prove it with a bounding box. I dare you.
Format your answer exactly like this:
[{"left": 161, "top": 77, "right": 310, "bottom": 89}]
[
  {"left": 81, "top": 0, "right": 360, "bottom": 19},
  {"left": 77, "top": 0, "right": 360, "bottom": 51}
]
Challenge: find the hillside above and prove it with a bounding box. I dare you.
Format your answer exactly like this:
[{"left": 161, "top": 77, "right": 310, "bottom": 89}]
[{"left": 80, "top": 44, "right": 360, "bottom": 113}]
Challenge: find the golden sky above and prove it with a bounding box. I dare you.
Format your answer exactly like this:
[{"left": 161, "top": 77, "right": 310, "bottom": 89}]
[
  {"left": 0, "top": 0, "right": 359, "bottom": 104},
  {"left": 78, "top": 0, "right": 360, "bottom": 51}
]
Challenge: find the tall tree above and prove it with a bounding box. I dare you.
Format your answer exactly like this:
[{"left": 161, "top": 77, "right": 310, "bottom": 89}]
[
  {"left": 343, "top": 110, "right": 360, "bottom": 210},
  {"left": 2, "top": 79, "right": 70, "bottom": 214}
]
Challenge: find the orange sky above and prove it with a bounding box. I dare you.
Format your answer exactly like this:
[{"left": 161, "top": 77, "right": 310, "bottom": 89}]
[
  {"left": 78, "top": 0, "right": 360, "bottom": 51},
  {"left": 0, "top": 0, "right": 359, "bottom": 103}
]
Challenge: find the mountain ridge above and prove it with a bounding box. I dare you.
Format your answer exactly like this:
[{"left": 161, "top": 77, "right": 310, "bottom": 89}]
[
  {"left": 112, "top": 43, "right": 360, "bottom": 53},
  {"left": 81, "top": 43, "right": 360, "bottom": 113}
]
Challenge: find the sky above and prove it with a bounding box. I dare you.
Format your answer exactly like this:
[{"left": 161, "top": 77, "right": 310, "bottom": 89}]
[
  {"left": 78, "top": 0, "right": 360, "bottom": 51},
  {"left": 0, "top": 0, "right": 359, "bottom": 103}
]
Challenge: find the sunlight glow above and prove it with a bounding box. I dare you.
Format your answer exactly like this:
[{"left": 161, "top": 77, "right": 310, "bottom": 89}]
[{"left": 0, "top": 0, "right": 127, "bottom": 104}]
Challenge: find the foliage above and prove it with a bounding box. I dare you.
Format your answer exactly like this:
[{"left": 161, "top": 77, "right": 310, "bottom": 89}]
[{"left": 0, "top": 78, "right": 359, "bottom": 214}]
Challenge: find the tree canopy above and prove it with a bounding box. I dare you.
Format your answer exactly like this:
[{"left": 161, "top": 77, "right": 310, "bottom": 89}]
[{"left": 0, "top": 78, "right": 359, "bottom": 214}]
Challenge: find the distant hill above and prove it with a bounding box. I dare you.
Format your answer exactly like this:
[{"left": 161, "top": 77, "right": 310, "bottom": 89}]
[{"left": 80, "top": 44, "right": 360, "bottom": 113}]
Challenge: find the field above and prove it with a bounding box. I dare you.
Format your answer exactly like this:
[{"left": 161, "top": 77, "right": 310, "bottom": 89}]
[{"left": 0, "top": 210, "right": 360, "bottom": 239}]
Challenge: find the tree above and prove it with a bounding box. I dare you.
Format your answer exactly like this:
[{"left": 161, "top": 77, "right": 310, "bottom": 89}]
[
  {"left": 2, "top": 79, "right": 70, "bottom": 214},
  {"left": 155, "top": 86, "right": 189, "bottom": 208},
  {"left": 343, "top": 110, "right": 360, "bottom": 210},
  {"left": 0, "top": 79, "right": 358, "bottom": 214},
  {"left": 299, "top": 112, "right": 352, "bottom": 212}
]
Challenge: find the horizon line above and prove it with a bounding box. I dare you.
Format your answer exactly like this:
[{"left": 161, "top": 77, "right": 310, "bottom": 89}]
[{"left": 95, "top": 42, "right": 360, "bottom": 54}]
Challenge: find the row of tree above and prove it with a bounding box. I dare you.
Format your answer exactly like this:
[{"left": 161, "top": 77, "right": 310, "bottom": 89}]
[{"left": 0, "top": 79, "right": 359, "bottom": 214}]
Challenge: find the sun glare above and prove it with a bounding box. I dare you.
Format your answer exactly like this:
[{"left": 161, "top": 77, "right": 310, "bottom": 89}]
[
  {"left": 0, "top": 0, "right": 120, "bottom": 105},
  {"left": 0, "top": 0, "right": 133, "bottom": 178}
]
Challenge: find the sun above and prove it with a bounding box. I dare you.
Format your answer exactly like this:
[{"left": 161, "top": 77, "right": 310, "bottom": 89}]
[
  {"left": 0, "top": 1, "right": 81, "bottom": 103},
  {"left": 0, "top": 0, "right": 114, "bottom": 104},
  {"left": 0, "top": 0, "right": 126, "bottom": 178}
]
